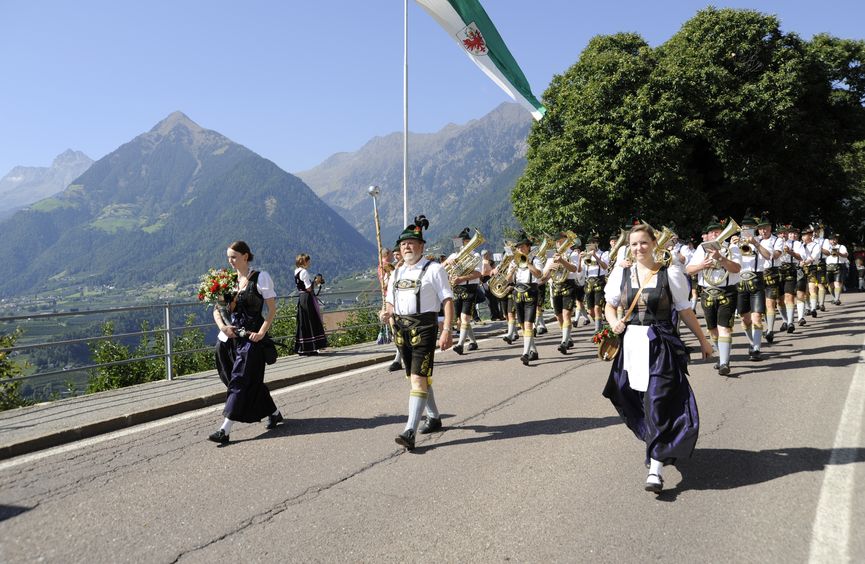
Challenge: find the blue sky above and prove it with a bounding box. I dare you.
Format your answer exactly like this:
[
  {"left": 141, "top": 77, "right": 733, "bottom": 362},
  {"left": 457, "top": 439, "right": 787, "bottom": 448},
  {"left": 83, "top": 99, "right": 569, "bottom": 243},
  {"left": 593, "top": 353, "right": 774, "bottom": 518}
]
[{"left": 1, "top": 1, "right": 863, "bottom": 178}]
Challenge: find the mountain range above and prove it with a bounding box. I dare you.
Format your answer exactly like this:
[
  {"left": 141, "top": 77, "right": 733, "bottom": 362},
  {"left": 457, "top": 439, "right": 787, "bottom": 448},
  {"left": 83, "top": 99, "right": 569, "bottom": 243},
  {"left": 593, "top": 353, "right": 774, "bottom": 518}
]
[
  {"left": 0, "top": 113, "right": 375, "bottom": 297},
  {"left": 296, "top": 102, "right": 532, "bottom": 253},
  {"left": 0, "top": 150, "right": 93, "bottom": 220}
]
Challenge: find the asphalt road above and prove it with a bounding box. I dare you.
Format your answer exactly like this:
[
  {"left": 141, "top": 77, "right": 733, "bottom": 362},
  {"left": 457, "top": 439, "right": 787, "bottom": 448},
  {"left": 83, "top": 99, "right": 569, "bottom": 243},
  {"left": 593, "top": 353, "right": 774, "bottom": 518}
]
[{"left": 1, "top": 295, "right": 864, "bottom": 563}]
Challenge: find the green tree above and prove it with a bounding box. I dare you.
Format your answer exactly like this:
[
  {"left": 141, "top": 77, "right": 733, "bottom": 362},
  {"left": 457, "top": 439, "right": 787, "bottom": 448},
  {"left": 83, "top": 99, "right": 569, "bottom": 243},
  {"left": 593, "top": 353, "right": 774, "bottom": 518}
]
[
  {"left": 0, "top": 329, "right": 33, "bottom": 411},
  {"left": 514, "top": 8, "right": 865, "bottom": 240}
]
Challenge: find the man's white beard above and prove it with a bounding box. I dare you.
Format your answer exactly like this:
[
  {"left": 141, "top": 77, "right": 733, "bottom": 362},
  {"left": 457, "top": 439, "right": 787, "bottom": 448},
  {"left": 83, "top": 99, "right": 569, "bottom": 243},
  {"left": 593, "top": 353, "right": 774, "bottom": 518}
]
[{"left": 403, "top": 250, "right": 421, "bottom": 265}]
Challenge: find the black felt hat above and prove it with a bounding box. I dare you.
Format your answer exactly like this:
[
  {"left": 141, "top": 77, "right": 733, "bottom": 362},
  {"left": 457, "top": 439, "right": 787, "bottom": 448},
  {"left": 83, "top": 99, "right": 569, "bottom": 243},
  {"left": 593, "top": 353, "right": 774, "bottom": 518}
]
[
  {"left": 756, "top": 212, "right": 772, "bottom": 228},
  {"left": 396, "top": 215, "right": 429, "bottom": 244},
  {"left": 456, "top": 227, "right": 471, "bottom": 240},
  {"left": 704, "top": 216, "right": 723, "bottom": 232},
  {"left": 514, "top": 231, "right": 532, "bottom": 247},
  {"left": 800, "top": 225, "right": 814, "bottom": 234}
]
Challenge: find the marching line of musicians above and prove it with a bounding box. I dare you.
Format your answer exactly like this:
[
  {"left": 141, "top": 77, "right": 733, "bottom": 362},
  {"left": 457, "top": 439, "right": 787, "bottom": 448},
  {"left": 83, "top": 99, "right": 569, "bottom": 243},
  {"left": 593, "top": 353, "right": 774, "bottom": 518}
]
[{"left": 379, "top": 213, "right": 853, "bottom": 487}]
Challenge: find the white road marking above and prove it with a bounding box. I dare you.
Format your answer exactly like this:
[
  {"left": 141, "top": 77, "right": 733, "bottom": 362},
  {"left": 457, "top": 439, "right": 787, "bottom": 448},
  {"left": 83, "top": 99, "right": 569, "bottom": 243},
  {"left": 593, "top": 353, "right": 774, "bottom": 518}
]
[{"left": 809, "top": 332, "right": 865, "bottom": 563}]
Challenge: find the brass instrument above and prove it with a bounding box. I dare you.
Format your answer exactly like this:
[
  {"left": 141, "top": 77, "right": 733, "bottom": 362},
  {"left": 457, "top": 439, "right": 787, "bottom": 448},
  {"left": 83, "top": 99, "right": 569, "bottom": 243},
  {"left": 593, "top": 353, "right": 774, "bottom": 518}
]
[
  {"left": 703, "top": 218, "right": 741, "bottom": 287},
  {"left": 489, "top": 244, "right": 517, "bottom": 299},
  {"left": 550, "top": 230, "right": 578, "bottom": 284},
  {"left": 445, "top": 228, "right": 485, "bottom": 286},
  {"left": 653, "top": 226, "right": 675, "bottom": 265},
  {"left": 608, "top": 229, "right": 628, "bottom": 267}
]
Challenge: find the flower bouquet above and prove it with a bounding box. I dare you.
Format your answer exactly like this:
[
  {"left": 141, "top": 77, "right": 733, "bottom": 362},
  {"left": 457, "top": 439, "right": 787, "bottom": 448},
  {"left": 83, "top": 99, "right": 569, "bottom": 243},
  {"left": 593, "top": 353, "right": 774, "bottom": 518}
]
[
  {"left": 592, "top": 324, "right": 620, "bottom": 362},
  {"left": 197, "top": 268, "right": 238, "bottom": 326}
]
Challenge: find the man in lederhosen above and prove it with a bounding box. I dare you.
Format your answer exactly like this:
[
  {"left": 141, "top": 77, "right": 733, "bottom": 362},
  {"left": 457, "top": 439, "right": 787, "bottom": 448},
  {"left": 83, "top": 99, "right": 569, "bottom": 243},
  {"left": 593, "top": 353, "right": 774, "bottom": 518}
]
[
  {"left": 509, "top": 232, "right": 545, "bottom": 365},
  {"left": 777, "top": 225, "right": 801, "bottom": 333},
  {"left": 736, "top": 216, "right": 770, "bottom": 361},
  {"left": 582, "top": 233, "right": 609, "bottom": 334},
  {"left": 814, "top": 224, "right": 832, "bottom": 312},
  {"left": 801, "top": 225, "right": 824, "bottom": 320},
  {"left": 543, "top": 231, "right": 580, "bottom": 354},
  {"left": 755, "top": 214, "right": 784, "bottom": 344},
  {"left": 687, "top": 218, "right": 742, "bottom": 376},
  {"left": 787, "top": 226, "right": 811, "bottom": 327},
  {"left": 825, "top": 232, "right": 849, "bottom": 306},
  {"left": 443, "top": 228, "right": 482, "bottom": 355},
  {"left": 381, "top": 219, "right": 455, "bottom": 451}
]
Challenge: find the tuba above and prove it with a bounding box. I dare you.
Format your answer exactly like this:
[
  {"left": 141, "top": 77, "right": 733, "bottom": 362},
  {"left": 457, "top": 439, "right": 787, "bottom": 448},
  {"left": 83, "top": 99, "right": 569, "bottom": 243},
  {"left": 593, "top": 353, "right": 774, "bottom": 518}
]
[
  {"left": 489, "top": 246, "right": 517, "bottom": 299},
  {"left": 653, "top": 227, "right": 675, "bottom": 266},
  {"left": 445, "top": 228, "right": 485, "bottom": 286},
  {"left": 550, "top": 230, "right": 578, "bottom": 284},
  {"left": 608, "top": 229, "right": 628, "bottom": 267},
  {"left": 703, "top": 218, "right": 741, "bottom": 287}
]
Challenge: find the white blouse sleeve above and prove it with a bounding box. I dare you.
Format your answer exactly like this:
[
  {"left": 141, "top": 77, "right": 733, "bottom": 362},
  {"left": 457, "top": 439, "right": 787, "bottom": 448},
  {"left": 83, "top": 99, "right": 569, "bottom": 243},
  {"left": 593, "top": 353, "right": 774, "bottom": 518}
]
[
  {"left": 255, "top": 271, "right": 277, "bottom": 299},
  {"left": 667, "top": 266, "right": 692, "bottom": 311},
  {"left": 604, "top": 266, "right": 624, "bottom": 307},
  {"left": 296, "top": 268, "right": 313, "bottom": 290}
]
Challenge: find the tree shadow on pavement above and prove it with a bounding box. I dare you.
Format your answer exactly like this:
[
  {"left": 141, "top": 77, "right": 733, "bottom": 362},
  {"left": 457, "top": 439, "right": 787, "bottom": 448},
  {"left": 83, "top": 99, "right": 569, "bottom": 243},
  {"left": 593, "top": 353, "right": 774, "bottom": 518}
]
[
  {"left": 415, "top": 416, "right": 621, "bottom": 452},
  {"left": 0, "top": 504, "right": 31, "bottom": 523},
  {"left": 659, "top": 446, "right": 865, "bottom": 501}
]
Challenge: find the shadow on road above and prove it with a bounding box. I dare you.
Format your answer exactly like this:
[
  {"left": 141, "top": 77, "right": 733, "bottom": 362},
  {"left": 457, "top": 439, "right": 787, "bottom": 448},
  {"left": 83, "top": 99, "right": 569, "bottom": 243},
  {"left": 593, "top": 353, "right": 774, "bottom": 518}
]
[
  {"left": 659, "top": 446, "right": 865, "bottom": 501},
  {"left": 418, "top": 416, "right": 621, "bottom": 452},
  {"left": 0, "top": 504, "right": 31, "bottom": 523}
]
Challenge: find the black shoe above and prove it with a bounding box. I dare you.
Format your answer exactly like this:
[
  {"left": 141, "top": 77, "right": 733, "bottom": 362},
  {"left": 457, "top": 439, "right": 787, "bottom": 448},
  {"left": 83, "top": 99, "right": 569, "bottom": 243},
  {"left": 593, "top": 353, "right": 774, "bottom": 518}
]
[
  {"left": 798, "top": 318, "right": 807, "bottom": 326},
  {"left": 557, "top": 343, "right": 569, "bottom": 355},
  {"left": 536, "top": 326, "right": 547, "bottom": 335},
  {"left": 468, "top": 342, "right": 478, "bottom": 351},
  {"left": 208, "top": 429, "right": 229, "bottom": 444},
  {"left": 819, "top": 304, "right": 826, "bottom": 312},
  {"left": 529, "top": 350, "right": 539, "bottom": 361},
  {"left": 713, "top": 361, "right": 720, "bottom": 370},
  {"left": 520, "top": 354, "right": 530, "bottom": 366},
  {"left": 834, "top": 300, "right": 841, "bottom": 306},
  {"left": 389, "top": 361, "right": 402, "bottom": 372},
  {"left": 567, "top": 340, "right": 574, "bottom": 349},
  {"left": 765, "top": 332, "right": 774, "bottom": 344},
  {"left": 645, "top": 473, "right": 664, "bottom": 494},
  {"left": 395, "top": 429, "right": 416, "bottom": 450},
  {"left": 779, "top": 322, "right": 788, "bottom": 333},
  {"left": 452, "top": 344, "right": 464, "bottom": 355},
  {"left": 787, "top": 324, "right": 795, "bottom": 333},
  {"left": 749, "top": 349, "right": 763, "bottom": 362},
  {"left": 811, "top": 309, "right": 817, "bottom": 318},
  {"left": 418, "top": 417, "right": 442, "bottom": 434},
  {"left": 718, "top": 363, "right": 731, "bottom": 376},
  {"left": 266, "top": 412, "right": 284, "bottom": 429},
  {"left": 502, "top": 336, "right": 513, "bottom": 345}
]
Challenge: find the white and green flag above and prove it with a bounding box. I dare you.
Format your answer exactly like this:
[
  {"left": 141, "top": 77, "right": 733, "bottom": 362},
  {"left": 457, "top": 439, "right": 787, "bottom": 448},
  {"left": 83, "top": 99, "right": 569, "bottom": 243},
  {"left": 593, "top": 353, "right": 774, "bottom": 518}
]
[{"left": 416, "top": 0, "right": 546, "bottom": 120}]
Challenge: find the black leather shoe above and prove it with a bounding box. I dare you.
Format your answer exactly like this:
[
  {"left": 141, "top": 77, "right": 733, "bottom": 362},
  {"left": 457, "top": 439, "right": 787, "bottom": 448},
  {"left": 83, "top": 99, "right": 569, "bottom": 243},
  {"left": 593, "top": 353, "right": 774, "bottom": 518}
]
[
  {"left": 557, "top": 343, "right": 568, "bottom": 355},
  {"left": 713, "top": 361, "right": 720, "bottom": 370},
  {"left": 266, "top": 412, "right": 284, "bottom": 429},
  {"left": 389, "top": 361, "right": 402, "bottom": 372},
  {"left": 779, "top": 322, "right": 788, "bottom": 332},
  {"left": 718, "top": 363, "right": 731, "bottom": 376},
  {"left": 452, "top": 344, "right": 464, "bottom": 355},
  {"left": 811, "top": 309, "right": 817, "bottom": 318},
  {"left": 502, "top": 336, "right": 513, "bottom": 345},
  {"left": 798, "top": 318, "right": 807, "bottom": 326},
  {"left": 529, "top": 350, "right": 539, "bottom": 361},
  {"left": 765, "top": 332, "right": 774, "bottom": 344},
  {"left": 208, "top": 429, "right": 229, "bottom": 444},
  {"left": 749, "top": 350, "right": 762, "bottom": 362},
  {"left": 395, "top": 429, "right": 415, "bottom": 450},
  {"left": 787, "top": 324, "right": 795, "bottom": 333},
  {"left": 536, "top": 326, "right": 547, "bottom": 335},
  {"left": 645, "top": 473, "right": 664, "bottom": 493},
  {"left": 820, "top": 304, "right": 826, "bottom": 312},
  {"left": 520, "top": 354, "right": 530, "bottom": 366},
  {"left": 468, "top": 342, "right": 478, "bottom": 351},
  {"left": 567, "top": 340, "right": 574, "bottom": 349},
  {"left": 418, "top": 417, "right": 442, "bottom": 434},
  {"left": 834, "top": 300, "right": 841, "bottom": 306}
]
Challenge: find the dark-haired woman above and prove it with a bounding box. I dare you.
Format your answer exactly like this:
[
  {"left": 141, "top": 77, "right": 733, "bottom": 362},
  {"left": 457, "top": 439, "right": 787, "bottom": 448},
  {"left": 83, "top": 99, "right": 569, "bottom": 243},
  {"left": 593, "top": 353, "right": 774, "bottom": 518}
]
[
  {"left": 210, "top": 241, "right": 283, "bottom": 444},
  {"left": 602, "top": 225, "right": 713, "bottom": 493},
  {"left": 294, "top": 253, "right": 328, "bottom": 355}
]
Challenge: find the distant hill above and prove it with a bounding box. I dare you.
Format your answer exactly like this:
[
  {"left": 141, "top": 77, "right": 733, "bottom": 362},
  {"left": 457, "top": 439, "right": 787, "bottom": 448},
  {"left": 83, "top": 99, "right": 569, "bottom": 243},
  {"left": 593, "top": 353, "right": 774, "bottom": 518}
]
[
  {"left": 296, "top": 102, "right": 531, "bottom": 253},
  {"left": 0, "top": 150, "right": 93, "bottom": 220},
  {"left": 0, "top": 113, "right": 375, "bottom": 297}
]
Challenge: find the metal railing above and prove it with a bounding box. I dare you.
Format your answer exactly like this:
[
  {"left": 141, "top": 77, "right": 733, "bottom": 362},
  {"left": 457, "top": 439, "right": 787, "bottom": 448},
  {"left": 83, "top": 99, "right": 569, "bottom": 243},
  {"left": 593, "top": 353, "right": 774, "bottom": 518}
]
[{"left": 0, "top": 288, "right": 386, "bottom": 388}]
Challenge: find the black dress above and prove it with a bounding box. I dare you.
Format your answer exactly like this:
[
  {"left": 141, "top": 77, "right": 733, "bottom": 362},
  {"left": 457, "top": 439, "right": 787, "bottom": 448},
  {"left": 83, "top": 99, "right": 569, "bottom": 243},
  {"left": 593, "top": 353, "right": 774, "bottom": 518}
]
[
  {"left": 294, "top": 269, "right": 328, "bottom": 353},
  {"left": 216, "top": 271, "right": 277, "bottom": 423}
]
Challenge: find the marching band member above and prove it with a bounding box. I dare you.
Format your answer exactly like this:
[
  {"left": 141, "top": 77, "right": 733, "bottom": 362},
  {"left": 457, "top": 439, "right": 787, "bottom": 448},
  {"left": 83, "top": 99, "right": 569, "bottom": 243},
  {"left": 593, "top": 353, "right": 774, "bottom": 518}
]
[
  {"left": 735, "top": 216, "right": 769, "bottom": 361},
  {"left": 496, "top": 243, "right": 520, "bottom": 344},
  {"left": 789, "top": 227, "right": 812, "bottom": 327},
  {"left": 381, "top": 218, "right": 455, "bottom": 451},
  {"left": 543, "top": 232, "right": 580, "bottom": 354},
  {"left": 443, "top": 228, "right": 482, "bottom": 355},
  {"left": 582, "top": 233, "right": 609, "bottom": 334},
  {"left": 825, "top": 233, "right": 849, "bottom": 305},
  {"left": 778, "top": 225, "right": 803, "bottom": 332},
  {"left": 756, "top": 215, "right": 784, "bottom": 343},
  {"left": 572, "top": 238, "right": 591, "bottom": 327},
  {"left": 509, "top": 232, "right": 545, "bottom": 365},
  {"left": 801, "top": 226, "right": 823, "bottom": 319},
  {"left": 815, "top": 224, "right": 832, "bottom": 312},
  {"left": 686, "top": 218, "right": 742, "bottom": 376},
  {"left": 602, "top": 224, "right": 713, "bottom": 493}
]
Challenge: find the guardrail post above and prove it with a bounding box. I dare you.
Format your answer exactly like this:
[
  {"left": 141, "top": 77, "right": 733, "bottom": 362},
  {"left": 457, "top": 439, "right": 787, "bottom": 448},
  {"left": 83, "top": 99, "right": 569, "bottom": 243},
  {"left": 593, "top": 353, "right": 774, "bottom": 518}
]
[{"left": 164, "top": 303, "right": 173, "bottom": 381}]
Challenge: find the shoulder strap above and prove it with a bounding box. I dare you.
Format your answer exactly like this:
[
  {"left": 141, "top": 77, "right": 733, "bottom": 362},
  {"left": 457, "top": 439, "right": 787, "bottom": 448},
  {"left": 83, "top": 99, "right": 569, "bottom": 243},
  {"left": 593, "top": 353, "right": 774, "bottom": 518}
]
[
  {"left": 624, "top": 267, "right": 659, "bottom": 320},
  {"left": 248, "top": 270, "right": 262, "bottom": 297}
]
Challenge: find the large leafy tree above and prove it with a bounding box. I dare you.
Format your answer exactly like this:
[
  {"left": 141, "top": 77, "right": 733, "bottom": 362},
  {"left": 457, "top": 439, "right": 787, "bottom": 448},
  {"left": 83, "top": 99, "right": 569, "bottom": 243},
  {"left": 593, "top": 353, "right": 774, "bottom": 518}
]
[{"left": 514, "top": 8, "right": 865, "bottom": 241}]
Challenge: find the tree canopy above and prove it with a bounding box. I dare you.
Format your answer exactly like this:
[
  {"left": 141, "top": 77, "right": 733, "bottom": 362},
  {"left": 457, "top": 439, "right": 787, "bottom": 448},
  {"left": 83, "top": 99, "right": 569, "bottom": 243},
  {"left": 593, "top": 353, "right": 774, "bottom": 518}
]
[{"left": 514, "top": 8, "right": 865, "bottom": 242}]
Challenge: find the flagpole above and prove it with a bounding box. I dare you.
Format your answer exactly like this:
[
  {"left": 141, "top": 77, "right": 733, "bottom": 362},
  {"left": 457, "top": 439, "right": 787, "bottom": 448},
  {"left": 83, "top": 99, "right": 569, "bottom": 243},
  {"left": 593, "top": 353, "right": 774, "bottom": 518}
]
[{"left": 403, "top": 0, "right": 409, "bottom": 228}]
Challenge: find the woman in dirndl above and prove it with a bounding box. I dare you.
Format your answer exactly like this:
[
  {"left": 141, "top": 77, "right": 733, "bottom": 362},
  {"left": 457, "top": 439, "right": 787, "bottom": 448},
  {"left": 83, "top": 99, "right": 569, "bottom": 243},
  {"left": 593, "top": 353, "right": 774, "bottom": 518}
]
[
  {"left": 294, "top": 253, "right": 328, "bottom": 355},
  {"left": 601, "top": 224, "right": 713, "bottom": 493}
]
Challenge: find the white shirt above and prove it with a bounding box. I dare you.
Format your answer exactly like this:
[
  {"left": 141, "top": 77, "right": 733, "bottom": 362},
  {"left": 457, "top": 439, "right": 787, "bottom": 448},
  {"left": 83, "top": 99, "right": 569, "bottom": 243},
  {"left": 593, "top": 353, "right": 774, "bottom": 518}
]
[
  {"left": 294, "top": 267, "right": 314, "bottom": 291},
  {"left": 446, "top": 251, "right": 482, "bottom": 285},
  {"left": 779, "top": 239, "right": 804, "bottom": 265},
  {"left": 757, "top": 235, "right": 784, "bottom": 271},
  {"left": 218, "top": 270, "right": 276, "bottom": 342},
  {"left": 582, "top": 252, "right": 607, "bottom": 277},
  {"left": 604, "top": 264, "right": 692, "bottom": 311},
  {"left": 513, "top": 257, "right": 545, "bottom": 284},
  {"left": 544, "top": 250, "right": 579, "bottom": 281},
  {"left": 689, "top": 243, "right": 742, "bottom": 286},
  {"left": 386, "top": 259, "right": 453, "bottom": 315},
  {"left": 826, "top": 244, "right": 848, "bottom": 266},
  {"left": 803, "top": 240, "right": 823, "bottom": 265}
]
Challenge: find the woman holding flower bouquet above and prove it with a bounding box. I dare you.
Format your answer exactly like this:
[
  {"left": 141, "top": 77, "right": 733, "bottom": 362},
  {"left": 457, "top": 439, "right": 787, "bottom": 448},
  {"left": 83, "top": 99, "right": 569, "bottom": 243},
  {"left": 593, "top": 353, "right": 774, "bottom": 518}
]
[
  {"left": 601, "top": 224, "right": 713, "bottom": 493},
  {"left": 208, "top": 240, "right": 283, "bottom": 444},
  {"left": 294, "top": 253, "right": 328, "bottom": 355}
]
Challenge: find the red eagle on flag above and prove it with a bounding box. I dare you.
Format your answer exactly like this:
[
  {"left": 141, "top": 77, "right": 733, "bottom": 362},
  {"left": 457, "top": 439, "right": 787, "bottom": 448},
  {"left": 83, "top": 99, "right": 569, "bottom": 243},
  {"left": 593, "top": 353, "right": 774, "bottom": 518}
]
[{"left": 457, "top": 22, "right": 488, "bottom": 56}]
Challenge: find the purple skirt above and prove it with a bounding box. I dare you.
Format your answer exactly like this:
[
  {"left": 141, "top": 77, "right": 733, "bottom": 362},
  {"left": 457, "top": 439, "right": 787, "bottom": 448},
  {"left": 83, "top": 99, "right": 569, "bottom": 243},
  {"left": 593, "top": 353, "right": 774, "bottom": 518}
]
[{"left": 602, "top": 321, "right": 699, "bottom": 464}]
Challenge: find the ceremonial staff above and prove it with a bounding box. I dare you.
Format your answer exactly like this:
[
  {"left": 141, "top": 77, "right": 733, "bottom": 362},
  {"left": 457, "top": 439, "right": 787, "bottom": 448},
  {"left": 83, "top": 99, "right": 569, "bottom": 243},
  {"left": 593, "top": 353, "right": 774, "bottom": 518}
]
[{"left": 368, "top": 185, "right": 391, "bottom": 344}]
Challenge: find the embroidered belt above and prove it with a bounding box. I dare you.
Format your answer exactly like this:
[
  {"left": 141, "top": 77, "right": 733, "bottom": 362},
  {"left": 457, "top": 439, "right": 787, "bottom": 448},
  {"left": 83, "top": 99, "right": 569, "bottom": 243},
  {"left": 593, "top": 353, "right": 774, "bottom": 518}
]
[{"left": 393, "top": 312, "right": 438, "bottom": 329}]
